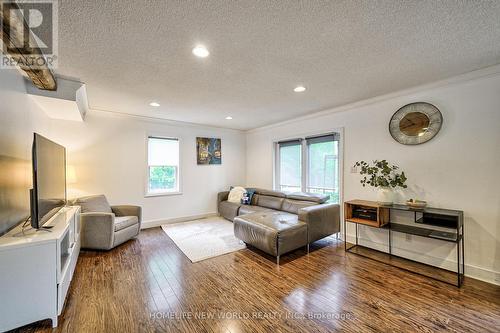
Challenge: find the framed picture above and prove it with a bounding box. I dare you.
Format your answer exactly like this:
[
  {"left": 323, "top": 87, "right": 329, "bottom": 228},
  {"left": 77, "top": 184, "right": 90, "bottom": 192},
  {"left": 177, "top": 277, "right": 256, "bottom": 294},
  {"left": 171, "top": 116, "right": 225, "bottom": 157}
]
[{"left": 196, "top": 137, "right": 221, "bottom": 165}]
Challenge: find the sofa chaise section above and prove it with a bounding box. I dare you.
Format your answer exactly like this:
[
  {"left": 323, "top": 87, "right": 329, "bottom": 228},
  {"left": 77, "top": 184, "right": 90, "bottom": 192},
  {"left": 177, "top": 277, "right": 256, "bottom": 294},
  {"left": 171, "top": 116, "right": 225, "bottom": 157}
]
[
  {"left": 234, "top": 211, "right": 307, "bottom": 264},
  {"left": 218, "top": 188, "right": 340, "bottom": 263}
]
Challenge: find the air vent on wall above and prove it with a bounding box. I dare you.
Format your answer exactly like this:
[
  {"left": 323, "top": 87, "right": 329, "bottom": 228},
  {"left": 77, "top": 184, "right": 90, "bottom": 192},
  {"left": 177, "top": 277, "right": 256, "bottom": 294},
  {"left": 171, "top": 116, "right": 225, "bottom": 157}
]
[{"left": 24, "top": 77, "right": 89, "bottom": 122}]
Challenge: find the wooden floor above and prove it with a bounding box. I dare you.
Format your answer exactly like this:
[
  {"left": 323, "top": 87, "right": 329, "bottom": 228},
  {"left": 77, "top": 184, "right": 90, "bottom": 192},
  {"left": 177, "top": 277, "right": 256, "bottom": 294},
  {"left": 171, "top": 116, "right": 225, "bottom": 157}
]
[{"left": 13, "top": 227, "right": 500, "bottom": 333}]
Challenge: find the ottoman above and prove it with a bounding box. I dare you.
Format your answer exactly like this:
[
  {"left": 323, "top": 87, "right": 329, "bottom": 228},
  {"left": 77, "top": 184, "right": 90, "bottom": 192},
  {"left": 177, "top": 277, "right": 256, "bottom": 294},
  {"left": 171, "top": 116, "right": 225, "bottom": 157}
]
[{"left": 234, "top": 211, "right": 308, "bottom": 264}]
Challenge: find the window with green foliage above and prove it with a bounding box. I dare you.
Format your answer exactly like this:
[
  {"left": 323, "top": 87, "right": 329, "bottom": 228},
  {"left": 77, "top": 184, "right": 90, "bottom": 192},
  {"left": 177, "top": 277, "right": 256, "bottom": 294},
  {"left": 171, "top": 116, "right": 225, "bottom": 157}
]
[
  {"left": 278, "top": 140, "right": 302, "bottom": 193},
  {"left": 147, "top": 137, "right": 179, "bottom": 195},
  {"left": 149, "top": 166, "right": 177, "bottom": 191},
  {"left": 306, "top": 136, "right": 339, "bottom": 203},
  {"left": 275, "top": 134, "right": 340, "bottom": 204}
]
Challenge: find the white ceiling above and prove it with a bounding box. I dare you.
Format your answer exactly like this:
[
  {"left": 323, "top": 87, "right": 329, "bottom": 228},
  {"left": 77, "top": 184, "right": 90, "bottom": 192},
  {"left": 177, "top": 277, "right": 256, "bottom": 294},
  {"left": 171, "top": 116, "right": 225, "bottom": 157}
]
[{"left": 56, "top": 0, "right": 500, "bottom": 130}]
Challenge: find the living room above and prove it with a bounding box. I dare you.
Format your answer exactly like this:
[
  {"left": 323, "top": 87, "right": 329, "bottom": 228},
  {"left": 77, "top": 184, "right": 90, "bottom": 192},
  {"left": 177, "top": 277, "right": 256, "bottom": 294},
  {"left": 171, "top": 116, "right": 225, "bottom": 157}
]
[{"left": 0, "top": 1, "right": 499, "bottom": 332}]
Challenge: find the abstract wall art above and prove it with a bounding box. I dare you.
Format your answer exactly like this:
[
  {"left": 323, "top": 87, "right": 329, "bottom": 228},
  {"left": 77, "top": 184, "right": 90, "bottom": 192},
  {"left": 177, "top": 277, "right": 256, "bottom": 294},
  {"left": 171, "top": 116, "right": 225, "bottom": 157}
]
[{"left": 196, "top": 137, "right": 221, "bottom": 165}]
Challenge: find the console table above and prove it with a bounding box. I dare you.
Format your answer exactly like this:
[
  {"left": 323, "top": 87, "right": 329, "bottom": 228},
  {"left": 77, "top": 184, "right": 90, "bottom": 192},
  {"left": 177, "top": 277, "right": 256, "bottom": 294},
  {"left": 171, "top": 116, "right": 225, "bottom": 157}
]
[
  {"left": 344, "top": 200, "right": 464, "bottom": 287},
  {"left": 0, "top": 206, "right": 81, "bottom": 331}
]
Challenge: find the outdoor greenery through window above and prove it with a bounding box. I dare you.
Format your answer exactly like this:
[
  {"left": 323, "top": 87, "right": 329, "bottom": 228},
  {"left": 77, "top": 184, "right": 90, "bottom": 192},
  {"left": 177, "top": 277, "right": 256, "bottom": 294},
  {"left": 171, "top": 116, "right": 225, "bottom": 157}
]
[
  {"left": 147, "top": 137, "right": 179, "bottom": 195},
  {"left": 306, "top": 135, "right": 339, "bottom": 203},
  {"left": 279, "top": 140, "right": 302, "bottom": 193},
  {"left": 276, "top": 134, "right": 339, "bottom": 203}
]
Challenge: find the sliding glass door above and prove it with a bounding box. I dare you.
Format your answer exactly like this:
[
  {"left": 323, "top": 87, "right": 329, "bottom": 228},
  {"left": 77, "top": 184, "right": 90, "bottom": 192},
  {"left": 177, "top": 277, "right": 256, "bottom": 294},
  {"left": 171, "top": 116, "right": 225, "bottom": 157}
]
[
  {"left": 278, "top": 140, "right": 302, "bottom": 192},
  {"left": 306, "top": 135, "right": 339, "bottom": 203},
  {"left": 276, "top": 133, "right": 340, "bottom": 203}
]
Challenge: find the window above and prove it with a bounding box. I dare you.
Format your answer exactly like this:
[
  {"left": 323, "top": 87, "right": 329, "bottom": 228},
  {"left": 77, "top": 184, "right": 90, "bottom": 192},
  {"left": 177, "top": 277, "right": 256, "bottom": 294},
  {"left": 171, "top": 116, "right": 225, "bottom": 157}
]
[
  {"left": 147, "top": 137, "right": 180, "bottom": 195},
  {"left": 278, "top": 140, "right": 302, "bottom": 192},
  {"left": 275, "top": 133, "right": 339, "bottom": 203},
  {"left": 306, "top": 134, "right": 339, "bottom": 203}
]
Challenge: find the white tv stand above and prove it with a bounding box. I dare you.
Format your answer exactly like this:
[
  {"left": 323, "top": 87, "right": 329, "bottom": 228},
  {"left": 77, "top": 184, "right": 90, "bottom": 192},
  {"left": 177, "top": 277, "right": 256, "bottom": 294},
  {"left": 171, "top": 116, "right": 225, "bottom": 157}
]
[{"left": 0, "top": 206, "right": 81, "bottom": 332}]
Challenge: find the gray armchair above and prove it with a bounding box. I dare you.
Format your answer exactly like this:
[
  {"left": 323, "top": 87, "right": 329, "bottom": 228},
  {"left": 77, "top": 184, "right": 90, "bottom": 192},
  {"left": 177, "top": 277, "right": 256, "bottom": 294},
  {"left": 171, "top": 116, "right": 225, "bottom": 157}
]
[{"left": 74, "top": 195, "right": 142, "bottom": 250}]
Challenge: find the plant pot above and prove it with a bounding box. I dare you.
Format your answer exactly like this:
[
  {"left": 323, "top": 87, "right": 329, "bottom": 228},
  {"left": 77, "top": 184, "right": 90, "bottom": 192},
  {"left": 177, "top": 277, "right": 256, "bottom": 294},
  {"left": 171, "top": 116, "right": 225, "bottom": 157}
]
[{"left": 377, "top": 187, "right": 394, "bottom": 205}]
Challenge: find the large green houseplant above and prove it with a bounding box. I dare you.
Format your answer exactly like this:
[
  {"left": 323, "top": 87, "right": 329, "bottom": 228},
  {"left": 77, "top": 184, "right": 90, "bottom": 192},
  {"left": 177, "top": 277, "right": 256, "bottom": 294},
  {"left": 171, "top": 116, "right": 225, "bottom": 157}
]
[{"left": 354, "top": 160, "right": 407, "bottom": 204}]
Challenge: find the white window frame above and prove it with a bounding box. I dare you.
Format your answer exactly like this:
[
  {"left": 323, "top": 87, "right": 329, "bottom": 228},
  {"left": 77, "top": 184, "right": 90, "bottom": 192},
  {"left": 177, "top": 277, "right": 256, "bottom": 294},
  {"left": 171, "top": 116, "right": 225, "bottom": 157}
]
[
  {"left": 145, "top": 135, "right": 182, "bottom": 197},
  {"left": 273, "top": 129, "right": 343, "bottom": 204}
]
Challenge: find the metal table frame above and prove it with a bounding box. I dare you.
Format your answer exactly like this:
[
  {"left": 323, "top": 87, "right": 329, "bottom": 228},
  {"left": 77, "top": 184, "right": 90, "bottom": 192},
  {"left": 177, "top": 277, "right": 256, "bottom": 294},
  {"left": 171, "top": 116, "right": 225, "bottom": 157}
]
[{"left": 344, "top": 205, "right": 464, "bottom": 287}]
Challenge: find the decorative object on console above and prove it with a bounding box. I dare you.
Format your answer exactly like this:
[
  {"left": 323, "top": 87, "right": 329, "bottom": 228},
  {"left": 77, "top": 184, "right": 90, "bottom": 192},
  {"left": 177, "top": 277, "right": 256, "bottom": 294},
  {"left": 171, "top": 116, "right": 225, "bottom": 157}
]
[
  {"left": 344, "top": 200, "right": 390, "bottom": 227},
  {"left": 354, "top": 160, "right": 407, "bottom": 205},
  {"left": 406, "top": 199, "right": 427, "bottom": 209},
  {"left": 196, "top": 137, "right": 222, "bottom": 165},
  {"left": 377, "top": 187, "right": 394, "bottom": 206},
  {"left": 389, "top": 102, "right": 443, "bottom": 145}
]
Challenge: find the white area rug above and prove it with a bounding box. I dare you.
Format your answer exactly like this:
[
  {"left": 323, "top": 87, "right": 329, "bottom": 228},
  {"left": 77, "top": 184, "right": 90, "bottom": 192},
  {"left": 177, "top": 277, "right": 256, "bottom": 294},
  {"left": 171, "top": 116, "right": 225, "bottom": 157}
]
[{"left": 161, "top": 217, "right": 246, "bottom": 263}]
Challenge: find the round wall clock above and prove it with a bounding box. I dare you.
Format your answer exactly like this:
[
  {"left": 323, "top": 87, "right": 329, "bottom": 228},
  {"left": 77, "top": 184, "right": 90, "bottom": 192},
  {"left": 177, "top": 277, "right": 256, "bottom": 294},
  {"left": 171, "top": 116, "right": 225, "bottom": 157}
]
[{"left": 389, "top": 102, "right": 443, "bottom": 145}]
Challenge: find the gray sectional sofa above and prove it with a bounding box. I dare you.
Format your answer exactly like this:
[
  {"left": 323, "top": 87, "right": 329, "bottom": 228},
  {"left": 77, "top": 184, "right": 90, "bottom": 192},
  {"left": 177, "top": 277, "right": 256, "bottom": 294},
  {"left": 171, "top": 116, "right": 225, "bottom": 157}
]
[{"left": 218, "top": 188, "right": 340, "bottom": 264}]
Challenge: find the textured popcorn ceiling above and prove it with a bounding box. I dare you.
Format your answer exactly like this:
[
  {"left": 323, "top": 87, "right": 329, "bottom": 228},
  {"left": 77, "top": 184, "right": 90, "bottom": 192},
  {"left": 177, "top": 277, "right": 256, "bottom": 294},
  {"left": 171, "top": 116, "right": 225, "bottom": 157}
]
[{"left": 56, "top": 0, "right": 500, "bottom": 130}]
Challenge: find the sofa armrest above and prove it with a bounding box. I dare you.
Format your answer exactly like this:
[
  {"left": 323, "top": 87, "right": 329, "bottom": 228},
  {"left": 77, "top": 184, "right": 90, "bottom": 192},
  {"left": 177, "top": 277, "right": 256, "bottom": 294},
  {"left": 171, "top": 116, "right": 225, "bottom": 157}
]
[
  {"left": 298, "top": 203, "right": 340, "bottom": 243},
  {"left": 80, "top": 212, "right": 115, "bottom": 250},
  {"left": 112, "top": 205, "right": 142, "bottom": 231},
  {"left": 217, "top": 191, "right": 230, "bottom": 204},
  {"left": 111, "top": 205, "right": 142, "bottom": 219}
]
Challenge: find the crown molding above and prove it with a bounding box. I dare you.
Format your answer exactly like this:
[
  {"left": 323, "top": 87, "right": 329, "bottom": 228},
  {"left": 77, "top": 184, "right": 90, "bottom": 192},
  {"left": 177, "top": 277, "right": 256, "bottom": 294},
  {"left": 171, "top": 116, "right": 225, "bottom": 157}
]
[
  {"left": 247, "top": 63, "right": 500, "bottom": 134},
  {"left": 81, "top": 63, "right": 500, "bottom": 134},
  {"left": 87, "top": 108, "right": 245, "bottom": 133}
]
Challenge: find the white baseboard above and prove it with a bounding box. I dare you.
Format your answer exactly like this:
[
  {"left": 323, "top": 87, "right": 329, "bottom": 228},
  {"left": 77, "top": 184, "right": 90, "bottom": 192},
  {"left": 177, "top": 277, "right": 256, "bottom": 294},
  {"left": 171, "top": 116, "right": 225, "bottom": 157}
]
[
  {"left": 141, "top": 212, "right": 218, "bottom": 229},
  {"left": 464, "top": 264, "right": 500, "bottom": 286},
  {"left": 344, "top": 234, "right": 500, "bottom": 286}
]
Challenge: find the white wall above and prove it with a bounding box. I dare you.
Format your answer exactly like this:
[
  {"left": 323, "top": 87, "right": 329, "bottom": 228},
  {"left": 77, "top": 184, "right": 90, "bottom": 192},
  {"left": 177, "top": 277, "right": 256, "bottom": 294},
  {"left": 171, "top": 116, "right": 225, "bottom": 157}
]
[
  {"left": 49, "top": 112, "right": 246, "bottom": 226},
  {"left": 3, "top": 65, "right": 499, "bottom": 285},
  {"left": 0, "top": 70, "right": 53, "bottom": 162},
  {"left": 0, "top": 70, "right": 53, "bottom": 234},
  {"left": 246, "top": 70, "right": 500, "bottom": 285},
  {"left": 0, "top": 69, "right": 247, "bottom": 228}
]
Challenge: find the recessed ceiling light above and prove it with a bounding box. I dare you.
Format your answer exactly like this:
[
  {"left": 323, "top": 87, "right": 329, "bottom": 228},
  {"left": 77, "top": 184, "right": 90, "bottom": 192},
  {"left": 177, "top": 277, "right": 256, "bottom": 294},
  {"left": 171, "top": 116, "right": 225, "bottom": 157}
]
[
  {"left": 225, "top": 116, "right": 233, "bottom": 120},
  {"left": 192, "top": 45, "right": 209, "bottom": 58},
  {"left": 294, "top": 86, "right": 306, "bottom": 92},
  {"left": 149, "top": 102, "right": 160, "bottom": 107}
]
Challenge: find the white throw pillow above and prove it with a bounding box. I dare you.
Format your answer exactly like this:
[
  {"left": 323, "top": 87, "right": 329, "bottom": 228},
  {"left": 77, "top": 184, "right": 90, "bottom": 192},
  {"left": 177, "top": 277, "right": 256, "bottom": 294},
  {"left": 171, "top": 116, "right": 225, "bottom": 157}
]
[{"left": 228, "top": 186, "right": 247, "bottom": 203}]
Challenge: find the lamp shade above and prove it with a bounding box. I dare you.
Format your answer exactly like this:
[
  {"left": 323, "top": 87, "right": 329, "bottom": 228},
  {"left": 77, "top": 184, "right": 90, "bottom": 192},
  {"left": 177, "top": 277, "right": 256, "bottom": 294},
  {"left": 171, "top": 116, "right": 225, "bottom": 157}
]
[{"left": 66, "top": 165, "right": 77, "bottom": 184}]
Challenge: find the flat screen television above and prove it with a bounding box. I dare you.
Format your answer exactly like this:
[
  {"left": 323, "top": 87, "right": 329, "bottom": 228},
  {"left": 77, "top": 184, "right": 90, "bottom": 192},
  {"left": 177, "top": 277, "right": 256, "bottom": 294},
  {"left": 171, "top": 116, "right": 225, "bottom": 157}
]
[{"left": 30, "top": 133, "right": 67, "bottom": 229}]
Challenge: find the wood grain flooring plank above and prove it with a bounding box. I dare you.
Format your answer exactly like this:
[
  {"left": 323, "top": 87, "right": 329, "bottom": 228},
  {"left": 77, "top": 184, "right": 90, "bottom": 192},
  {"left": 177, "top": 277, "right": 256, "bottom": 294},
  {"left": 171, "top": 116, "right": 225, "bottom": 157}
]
[{"left": 9, "top": 227, "right": 500, "bottom": 333}]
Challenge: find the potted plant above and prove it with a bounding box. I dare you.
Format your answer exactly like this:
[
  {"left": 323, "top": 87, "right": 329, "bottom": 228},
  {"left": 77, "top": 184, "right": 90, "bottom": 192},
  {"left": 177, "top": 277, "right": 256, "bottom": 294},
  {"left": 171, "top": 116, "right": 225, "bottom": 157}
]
[{"left": 353, "top": 160, "right": 408, "bottom": 205}]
